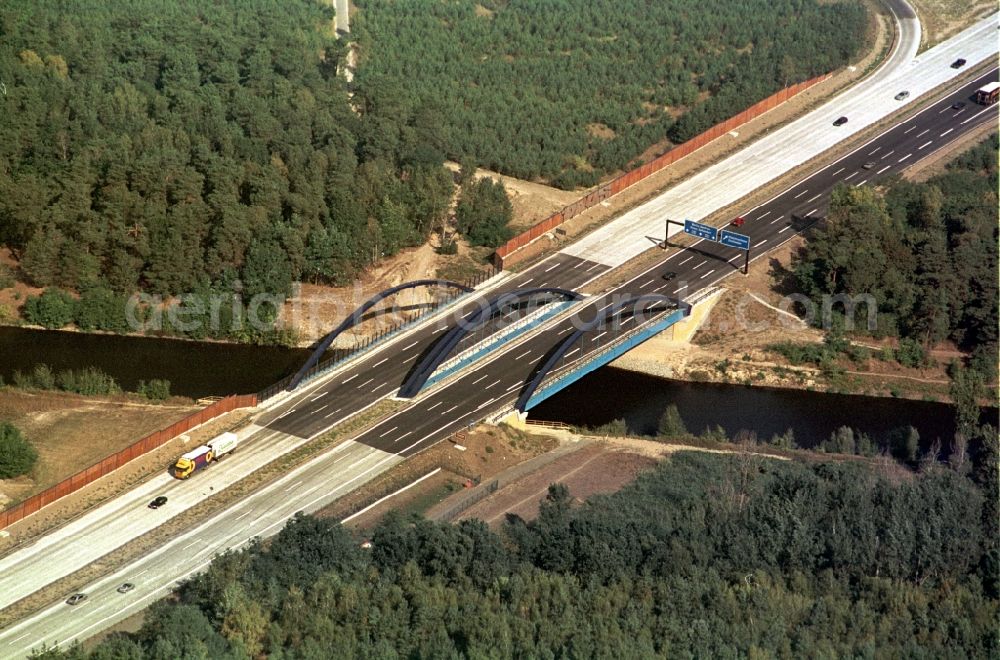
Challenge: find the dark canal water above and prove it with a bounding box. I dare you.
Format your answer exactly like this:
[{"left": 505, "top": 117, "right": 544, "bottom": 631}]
[
  {"left": 3, "top": 327, "right": 996, "bottom": 445},
  {"left": 0, "top": 326, "right": 310, "bottom": 398},
  {"left": 530, "top": 367, "right": 998, "bottom": 448}
]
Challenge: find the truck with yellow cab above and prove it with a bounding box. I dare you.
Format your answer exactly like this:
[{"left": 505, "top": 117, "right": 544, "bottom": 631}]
[{"left": 173, "top": 432, "right": 239, "bottom": 479}]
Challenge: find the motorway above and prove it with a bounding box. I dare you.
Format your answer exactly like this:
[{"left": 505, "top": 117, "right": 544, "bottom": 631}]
[{"left": 1, "top": 13, "right": 997, "bottom": 659}]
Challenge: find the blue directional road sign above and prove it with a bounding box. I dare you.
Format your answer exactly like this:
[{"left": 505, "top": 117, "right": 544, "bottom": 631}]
[
  {"left": 683, "top": 219, "right": 718, "bottom": 241},
  {"left": 720, "top": 229, "right": 751, "bottom": 251}
]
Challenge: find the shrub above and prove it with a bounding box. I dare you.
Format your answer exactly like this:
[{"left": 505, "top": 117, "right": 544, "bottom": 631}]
[
  {"left": 23, "top": 287, "right": 76, "bottom": 329},
  {"left": 0, "top": 422, "right": 37, "bottom": 478},
  {"left": 657, "top": 404, "right": 687, "bottom": 438},
  {"left": 138, "top": 379, "right": 171, "bottom": 401}
]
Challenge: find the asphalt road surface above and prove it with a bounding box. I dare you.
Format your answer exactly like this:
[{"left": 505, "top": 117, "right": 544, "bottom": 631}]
[{"left": 0, "top": 14, "right": 995, "bottom": 657}]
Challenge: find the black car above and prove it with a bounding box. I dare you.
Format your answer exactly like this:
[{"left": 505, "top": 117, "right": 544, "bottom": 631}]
[
  {"left": 894, "top": 91, "right": 910, "bottom": 101},
  {"left": 117, "top": 582, "right": 135, "bottom": 594},
  {"left": 951, "top": 58, "right": 966, "bottom": 69},
  {"left": 952, "top": 101, "right": 966, "bottom": 110},
  {"left": 148, "top": 495, "right": 168, "bottom": 509},
  {"left": 66, "top": 593, "right": 87, "bottom": 606},
  {"left": 662, "top": 271, "right": 678, "bottom": 282},
  {"left": 833, "top": 116, "right": 848, "bottom": 126},
  {"left": 862, "top": 161, "right": 876, "bottom": 170}
]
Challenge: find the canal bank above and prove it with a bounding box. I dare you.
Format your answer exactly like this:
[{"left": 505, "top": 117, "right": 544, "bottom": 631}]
[{"left": 528, "top": 366, "right": 997, "bottom": 450}]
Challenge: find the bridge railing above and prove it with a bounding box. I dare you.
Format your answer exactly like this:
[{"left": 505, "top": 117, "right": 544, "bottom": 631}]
[{"left": 258, "top": 267, "right": 501, "bottom": 404}]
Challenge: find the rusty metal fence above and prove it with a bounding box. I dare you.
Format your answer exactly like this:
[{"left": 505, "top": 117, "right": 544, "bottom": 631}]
[
  {"left": 0, "top": 393, "right": 257, "bottom": 530},
  {"left": 494, "top": 73, "right": 832, "bottom": 267}
]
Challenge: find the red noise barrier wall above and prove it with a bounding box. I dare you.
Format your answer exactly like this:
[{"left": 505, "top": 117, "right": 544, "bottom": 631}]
[
  {"left": 494, "top": 73, "right": 831, "bottom": 267},
  {"left": 0, "top": 393, "right": 257, "bottom": 530}
]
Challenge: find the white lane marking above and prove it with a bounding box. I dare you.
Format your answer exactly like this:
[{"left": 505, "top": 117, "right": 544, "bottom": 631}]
[
  {"left": 134, "top": 569, "right": 149, "bottom": 577},
  {"left": 472, "top": 373, "right": 488, "bottom": 384},
  {"left": 476, "top": 397, "right": 497, "bottom": 410},
  {"left": 284, "top": 480, "right": 303, "bottom": 492},
  {"left": 962, "top": 106, "right": 995, "bottom": 124},
  {"left": 274, "top": 409, "right": 293, "bottom": 420},
  {"left": 181, "top": 540, "right": 199, "bottom": 551},
  {"left": 755, "top": 210, "right": 771, "bottom": 220},
  {"left": 506, "top": 382, "right": 521, "bottom": 392},
  {"left": 940, "top": 128, "right": 954, "bottom": 137},
  {"left": 427, "top": 401, "right": 443, "bottom": 411},
  {"left": 653, "top": 285, "right": 666, "bottom": 292},
  {"left": 9, "top": 632, "right": 30, "bottom": 644},
  {"left": 700, "top": 269, "right": 716, "bottom": 279},
  {"left": 831, "top": 167, "right": 844, "bottom": 176},
  {"left": 394, "top": 431, "right": 412, "bottom": 443},
  {"left": 898, "top": 153, "right": 912, "bottom": 163},
  {"left": 679, "top": 255, "right": 693, "bottom": 265},
  {"left": 372, "top": 357, "right": 389, "bottom": 367},
  {"left": 807, "top": 193, "right": 821, "bottom": 203},
  {"left": 867, "top": 147, "right": 880, "bottom": 155},
  {"left": 728, "top": 255, "right": 742, "bottom": 263},
  {"left": 565, "top": 347, "right": 581, "bottom": 357},
  {"left": 639, "top": 279, "right": 654, "bottom": 288},
  {"left": 402, "top": 340, "right": 419, "bottom": 351},
  {"left": 877, "top": 165, "right": 891, "bottom": 174},
  {"left": 515, "top": 349, "right": 531, "bottom": 359},
  {"left": 593, "top": 331, "right": 607, "bottom": 340},
  {"left": 341, "top": 374, "right": 358, "bottom": 384},
  {"left": 673, "top": 286, "right": 684, "bottom": 294},
  {"left": 537, "top": 281, "right": 548, "bottom": 288},
  {"left": 300, "top": 484, "right": 321, "bottom": 496},
  {"left": 694, "top": 260, "right": 707, "bottom": 269},
  {"left": 486, "top": 379, "right": 502, "bottom": 389},
  {"left": 918, "top": 140, "right": 933, "bottom": 149},
  {"left": 621, "top": 317, "right": 633, "bottom": 325},
  {"left": 433, "top": 326, "right": 448, "bottom": 334},
  {"left": 371, "top": 383, "right": 386, "bottom": 392},
  {"left": 442, "top": 404, "right": 459, "bottom": 415},
  {"left": 379, "top": 426, "right": 398, "bottom": 438},
  {"left": 310, "top": 391, "right": 328, "bottom": 401},
  {"left": 754, "top": 239, "right": 768, "bottom": 248},
  {"left": 903, "top": 125, "right": 916, "bottom": 134},
  {"left": 520, "top": 277, "right": 534, "bottom": 286},
  {"left": 585, "top": 263, "right": 601, "bottom": 272},
  {"left": 916, "top": 129, "right": 930, "bottom": 138},
  {"left": 854, "top": 179, "right": 868, "bottom": 187},
  {"left": 315, "top": 404, "right": 328, "bottom": 413},
  {"left": 778, "top": 226, "right": 792, "bottom": 234},
  {"left": 356, "top": 378, "right": 373, "bottom": 389},
  {"left": 544, "top": 262, "right": 559, "bottom": 272},
  {"left": 793, "top": 189, "right": 808, "bottom": 198},
  {"left": 879, "top": 150, "right": 894, "bottom": 160},
  {"left": 806, "top": 208, "right": 818, "bottom": 217},
  {"left": 845, "top": 171, "right": 858, "bottom": 180},
  {"left": 938, "top": 106, "right": 949, "bottom": 114},
  {"left": 558, "top": 326, "right": 573, "bottom": 334},
  {"left": 324, "top": 409, "right": 340, "bottom": 418},
  {"left": 235, "top": 510, "right": 252, "bottom": 520}
]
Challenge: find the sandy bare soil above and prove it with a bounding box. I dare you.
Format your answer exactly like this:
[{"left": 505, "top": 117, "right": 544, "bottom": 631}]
[
  {"left": 908, "top": 0, "right": 996, "bottom": 48},
  {"left": 456, "top": 443, "right": 656, "bottom": 526},
  {"left": 314, "top": 423, "right": 558, "bottom": 522},
  {"left": 0, "top": 401, "right": 253, "bottom": 556},
  {"left": 0, "top": 390, "right": 199, "bottom": 509}
]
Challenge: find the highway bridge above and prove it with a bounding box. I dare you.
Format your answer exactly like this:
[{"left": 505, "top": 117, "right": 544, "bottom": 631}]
[{"left": 0, "top": 9, "right": 997, "bottom": 656}]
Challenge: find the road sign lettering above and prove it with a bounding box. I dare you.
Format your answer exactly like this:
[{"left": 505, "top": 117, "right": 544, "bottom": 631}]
[
  {"left": 683, "top": 219, "right": 718, "bottom": 241},
  {"left": 720, "top": 230, "right": 751, "bottom": 251}
]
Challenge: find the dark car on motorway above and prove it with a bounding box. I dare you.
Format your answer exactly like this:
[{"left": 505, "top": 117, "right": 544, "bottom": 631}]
[
  {"left": 148, "top": 495, "right": 168, "bottom": 509},
  {"left": 662, "top": 271, "right": 678, "bottom": 282},
  {"left": 863, "top": 161, "right": 876, "bottom": 170},
  {"left": 66, "top": 593, "right": 87, "bottom": 606},
  {"left": 951, "top": 58, "right": 966, "bottom": 69},
  {"left": 117, "top": 582, "right": 135, "bottom": 594},
  {"left": 894, "top": 91, "right": 910, "bottom": 101},
  {"left": 952, "top": 101, "right": 966, "bottom": 110},
  {"left": 833, "top": 116, "right": 848, "bottom": 126}
]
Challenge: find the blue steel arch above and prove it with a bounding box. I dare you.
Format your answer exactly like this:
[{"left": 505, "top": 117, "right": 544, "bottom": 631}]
[
  {"left": 397, "top": 287, "right": 583, "bottom": 398},
  {"left": 515, "top": 294, "right": 689, "bottom": 412},
  {"left": 287, "top": 279, "right": 473, "bottom": 391}
]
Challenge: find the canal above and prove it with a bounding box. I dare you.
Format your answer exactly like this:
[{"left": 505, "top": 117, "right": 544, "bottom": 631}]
[
  {"left": 529, "top": 367, "right": 997, "bottom": 448},
  {"left": 0, "top": 326, "right": 310, "bottom": 398}
]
